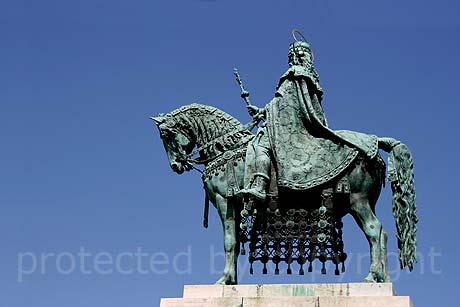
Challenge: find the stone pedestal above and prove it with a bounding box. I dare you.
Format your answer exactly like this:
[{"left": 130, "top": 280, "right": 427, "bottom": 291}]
[{"left": 160, "top": 283, "right": 412, "bottom": 306}]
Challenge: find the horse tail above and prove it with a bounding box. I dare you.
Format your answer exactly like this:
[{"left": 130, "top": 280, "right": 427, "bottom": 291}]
[{"left": 379, "top": 137, "right": 418, "bottom": 271}]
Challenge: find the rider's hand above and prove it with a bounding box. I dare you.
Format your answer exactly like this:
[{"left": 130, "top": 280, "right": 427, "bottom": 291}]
[{"left": 247, "top": 105, "right": 260, "bottom": 117}]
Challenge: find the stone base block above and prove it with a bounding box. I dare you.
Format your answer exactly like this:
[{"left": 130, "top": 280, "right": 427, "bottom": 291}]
[
  {"left": 160, "top": 283, "right": 412, "bottom": 306},
  {"left": 160, "top": 297, "right": 243, "bottom": 307}
]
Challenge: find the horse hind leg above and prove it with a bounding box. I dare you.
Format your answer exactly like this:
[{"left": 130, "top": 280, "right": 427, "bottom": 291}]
[{"left": 349, "top": 194, "right": 390, "bottom": 283}]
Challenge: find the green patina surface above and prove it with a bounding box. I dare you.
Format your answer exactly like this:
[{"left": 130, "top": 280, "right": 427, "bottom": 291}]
[{"left": 153, "top": 30, "right": 417, "bottom": 285}]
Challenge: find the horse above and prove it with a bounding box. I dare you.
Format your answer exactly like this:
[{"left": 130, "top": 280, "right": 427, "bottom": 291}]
[{"left": 152, "top": 103, "right": 417, "bottom": 285}]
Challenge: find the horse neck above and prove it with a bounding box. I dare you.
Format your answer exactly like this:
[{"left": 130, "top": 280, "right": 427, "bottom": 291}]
[{"left": 179, "top": 106, "right": 245, "bottom": 160}]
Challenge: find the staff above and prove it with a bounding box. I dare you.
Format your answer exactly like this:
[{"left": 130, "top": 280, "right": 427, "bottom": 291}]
[
  {"left": 233, "top": 68, "right": 252, "bottom": 106},
  {"left": 233, "top": 68, "right": 261, "bottom": 130}
]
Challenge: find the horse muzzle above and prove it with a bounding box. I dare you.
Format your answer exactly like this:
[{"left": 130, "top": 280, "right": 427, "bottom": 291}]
[{"left": 171, "top": 161, "right": 185, "bottom": 174}]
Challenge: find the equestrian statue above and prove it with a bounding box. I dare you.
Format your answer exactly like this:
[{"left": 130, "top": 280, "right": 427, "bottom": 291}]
[{"left": 151, "top": 30, "right": 417, "bottom": 285}]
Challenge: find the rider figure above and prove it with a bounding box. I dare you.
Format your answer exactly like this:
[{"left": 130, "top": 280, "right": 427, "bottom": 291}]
[
  {"left": 241, "top": 32, "right": 388, "bottom": 202},
  {"left": 242, "top": 38, "right": 325, "bottom": 201}
]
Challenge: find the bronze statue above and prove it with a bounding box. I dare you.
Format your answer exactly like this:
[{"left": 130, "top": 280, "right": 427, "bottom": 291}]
[{"left": 152, "top": 30, "right": 417, "bottom": 285}]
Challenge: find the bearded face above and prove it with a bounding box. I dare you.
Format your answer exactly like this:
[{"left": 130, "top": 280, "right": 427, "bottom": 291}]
[{"left": 288, "top": 42, "right": 314, "bottom": 67}]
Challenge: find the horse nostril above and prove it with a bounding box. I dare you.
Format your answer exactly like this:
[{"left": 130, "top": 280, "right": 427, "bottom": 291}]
[{"left": 171, "top": 162, "right": 184, "bottom": 173}]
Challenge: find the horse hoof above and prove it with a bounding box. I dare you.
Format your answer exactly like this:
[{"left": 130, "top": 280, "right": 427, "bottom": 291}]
[
  {"left": 363, "top": 274, "right": 377, "bottom": 283},
  {"left": 215, "top": 275, "right": 237, "bottom": 285},
  {"left": 215, "top": 280, "right": 236, "bottom": 285}
]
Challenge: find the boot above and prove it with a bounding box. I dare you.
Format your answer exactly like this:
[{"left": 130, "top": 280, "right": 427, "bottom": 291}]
[{"left": 244, "top": 175, "right": 269, "bottom": 202}]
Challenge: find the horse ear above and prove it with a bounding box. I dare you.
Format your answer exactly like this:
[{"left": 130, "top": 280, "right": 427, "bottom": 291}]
[{"left": 150, "top": 116, "right": 166, "bottom": 126}]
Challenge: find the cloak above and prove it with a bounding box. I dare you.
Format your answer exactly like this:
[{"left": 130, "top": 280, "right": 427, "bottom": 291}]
[{"left": 264, "top": 65, "right": 378, "bottom": 190}]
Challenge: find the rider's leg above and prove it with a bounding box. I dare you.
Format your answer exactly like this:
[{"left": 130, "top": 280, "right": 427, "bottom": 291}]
[{"left": 244, "top": 130, "right": 271, "bottom": 201}]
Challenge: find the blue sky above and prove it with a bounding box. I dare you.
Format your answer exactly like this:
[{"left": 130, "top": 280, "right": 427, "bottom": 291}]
[{"left": 0, "top": 0, "right": 459, "bottom": 306}]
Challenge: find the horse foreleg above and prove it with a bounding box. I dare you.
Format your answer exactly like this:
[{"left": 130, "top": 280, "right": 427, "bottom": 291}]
[
  {"left": 214, "top": 194, "right": 238, "bottom": 285},
  {"left": 349, "top": 194, "right": 390, "bottom": 282}
]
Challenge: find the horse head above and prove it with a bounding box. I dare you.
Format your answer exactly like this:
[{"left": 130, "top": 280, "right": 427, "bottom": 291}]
[
  {"left": 153, "top": 103, "right": 252, "bottom": 175},
  {"left": 151, "top": 114, "right": 195, "bottom": 174}
]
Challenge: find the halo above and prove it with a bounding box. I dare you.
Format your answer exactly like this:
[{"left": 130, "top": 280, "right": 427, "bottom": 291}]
[
  {"left": 292, "top": 29, "right": 307, "bottom": 42},
  {"left": 291, "top": 29, "right": 315, "bottom": 62}
]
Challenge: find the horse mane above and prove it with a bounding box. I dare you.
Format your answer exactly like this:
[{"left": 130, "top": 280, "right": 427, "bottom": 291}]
[{"left": 163, "top": 103, "right": 251, "bottom": 158}]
